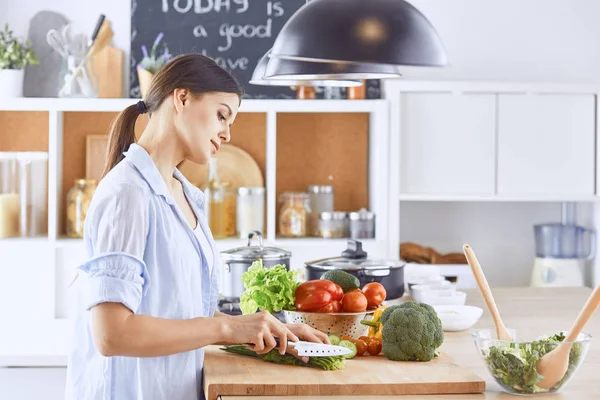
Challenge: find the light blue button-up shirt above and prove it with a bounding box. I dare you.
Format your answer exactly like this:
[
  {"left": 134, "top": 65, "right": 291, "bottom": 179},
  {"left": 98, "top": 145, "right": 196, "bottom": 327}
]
[{"left": 65, "top": 143, "right": 221, "bottom": 400}]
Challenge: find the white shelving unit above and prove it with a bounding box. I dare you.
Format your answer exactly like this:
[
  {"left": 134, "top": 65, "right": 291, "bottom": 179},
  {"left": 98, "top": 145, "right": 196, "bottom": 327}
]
[{"left": 0, "top": 97, "right": 391, "bottom": 366}]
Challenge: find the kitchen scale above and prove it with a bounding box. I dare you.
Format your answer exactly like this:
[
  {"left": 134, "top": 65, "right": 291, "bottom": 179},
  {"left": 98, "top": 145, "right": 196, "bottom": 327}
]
[{"left": 530, "top": 204, "right": 596, "bottom": 287}]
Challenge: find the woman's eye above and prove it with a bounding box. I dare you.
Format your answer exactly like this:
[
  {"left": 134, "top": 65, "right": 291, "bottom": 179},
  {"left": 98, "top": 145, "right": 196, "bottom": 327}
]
[{"left": 218, "top": 113, "right": 226, "bottom": 121}]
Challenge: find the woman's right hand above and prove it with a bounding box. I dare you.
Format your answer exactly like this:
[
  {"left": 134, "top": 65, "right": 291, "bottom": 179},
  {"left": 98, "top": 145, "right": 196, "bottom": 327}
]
[{"left": 222, "top": 310, "right": 299, "bottom": 355}]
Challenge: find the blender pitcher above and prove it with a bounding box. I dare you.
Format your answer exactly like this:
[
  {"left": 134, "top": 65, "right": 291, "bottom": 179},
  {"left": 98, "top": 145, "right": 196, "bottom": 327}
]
[
  {"left": 534, "top": 223, "right": 596, "bottom": 260},
  {"left": 531, "top": 223, "right": 596, "bottom": 287}
]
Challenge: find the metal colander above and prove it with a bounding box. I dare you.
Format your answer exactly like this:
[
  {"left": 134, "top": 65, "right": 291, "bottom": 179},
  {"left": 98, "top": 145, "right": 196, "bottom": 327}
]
[{"left": 283, "top": 310, "right": 375, "bottom": 339}]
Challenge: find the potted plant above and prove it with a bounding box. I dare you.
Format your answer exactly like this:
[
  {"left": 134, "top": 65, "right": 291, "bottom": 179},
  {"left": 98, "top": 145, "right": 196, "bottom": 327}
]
[
  {"left": 0, "top": 23, "right": 39, "bottom": 98},
  {"left": 137, "top": 32, "right": 171, "bottom": 99}
]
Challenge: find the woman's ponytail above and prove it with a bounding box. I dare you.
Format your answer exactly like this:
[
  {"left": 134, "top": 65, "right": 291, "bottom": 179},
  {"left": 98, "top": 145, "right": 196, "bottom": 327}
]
[{"left": 102, "top": 101, "right": 147, "bottom": 178}]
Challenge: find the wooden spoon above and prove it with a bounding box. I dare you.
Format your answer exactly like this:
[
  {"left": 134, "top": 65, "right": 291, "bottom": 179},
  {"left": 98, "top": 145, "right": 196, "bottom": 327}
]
[
  {"left": 463, "top": 244, "right": 513, "bottom": 341},
  {"left": 536, "top": 284, "right": 600, "bottom": 389}
]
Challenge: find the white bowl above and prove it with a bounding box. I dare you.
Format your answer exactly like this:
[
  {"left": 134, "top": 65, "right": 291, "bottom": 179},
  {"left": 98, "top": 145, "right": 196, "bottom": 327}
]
[
  {"left": 407, "top": 274, "right": 446, "bottom": 294},
  {"left": 411, "top": 281, "right": 455, "bottom": 302},
  {"left": 433, "top": 305, "right": 483, "bottom": 331},
  {"left": 421, "top": 290, "right": 467, "bottom": 306}
]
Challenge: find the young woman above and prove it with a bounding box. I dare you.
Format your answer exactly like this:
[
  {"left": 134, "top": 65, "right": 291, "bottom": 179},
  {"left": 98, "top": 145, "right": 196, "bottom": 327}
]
[{"left": 65, "top": 54, "right": 328, "bottom": 400}]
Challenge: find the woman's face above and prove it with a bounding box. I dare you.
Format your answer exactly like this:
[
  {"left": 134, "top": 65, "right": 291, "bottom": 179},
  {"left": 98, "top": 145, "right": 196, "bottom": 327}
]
[{"left": 173, "top": 91, "right": 239, "bottom": 165}]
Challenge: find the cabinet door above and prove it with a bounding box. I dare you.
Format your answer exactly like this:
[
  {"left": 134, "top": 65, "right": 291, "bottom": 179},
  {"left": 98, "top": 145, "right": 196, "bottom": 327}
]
[
  {"left": 497, "top": 94, "right": 595, "bottom": 196},
  {"left": 400, "top": 93, "right": 496, "bottom": 196}
]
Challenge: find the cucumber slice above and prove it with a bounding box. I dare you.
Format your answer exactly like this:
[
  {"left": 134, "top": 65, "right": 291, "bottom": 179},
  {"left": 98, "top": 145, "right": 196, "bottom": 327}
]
[
  {"left": 328, "top": 334, "right": 341, "bottom": 346},
  {"left": 337, "top": 339, "right": 357, "bottom": 359}
]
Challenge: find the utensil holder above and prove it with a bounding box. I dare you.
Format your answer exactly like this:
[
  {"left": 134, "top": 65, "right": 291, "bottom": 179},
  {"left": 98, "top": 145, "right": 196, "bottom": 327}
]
[{"left": 58, "top": 55, "right": 99, "bottom": 98}]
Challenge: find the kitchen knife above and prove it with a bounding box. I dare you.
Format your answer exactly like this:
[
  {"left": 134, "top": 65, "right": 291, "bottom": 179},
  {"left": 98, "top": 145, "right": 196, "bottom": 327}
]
[{"left": 283, "top": 340, "right": 353, "bottom": 357}]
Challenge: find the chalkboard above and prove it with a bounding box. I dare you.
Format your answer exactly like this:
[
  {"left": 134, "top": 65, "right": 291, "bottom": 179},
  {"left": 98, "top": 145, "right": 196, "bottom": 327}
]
[{"left": 130, "top": 0, "right": 381, "bottom": 99}]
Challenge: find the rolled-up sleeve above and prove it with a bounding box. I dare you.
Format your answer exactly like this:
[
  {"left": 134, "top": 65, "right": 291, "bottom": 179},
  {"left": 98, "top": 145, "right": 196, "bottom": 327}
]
[{"left": 79, "top": 183, "right": 150, "bottom": 313}]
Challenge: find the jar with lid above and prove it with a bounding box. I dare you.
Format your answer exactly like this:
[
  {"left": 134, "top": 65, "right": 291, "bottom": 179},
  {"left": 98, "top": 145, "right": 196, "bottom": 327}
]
[
  {"left": 349, "top": 208, "right": 375, "bottom": 239},
  {"left": 204, "top": 157, "right": 226, "bottom": 239},
  {"left": 318, "top": 211, "right": 348, "bottom": 238},
  {"left": 279, "top": 192, "right": 311, "bottom": 237},
  {"left": 222, "top": 181, "right": 236, "bottom": 237},
  {"left": 237, "top": 187, "right": 265, "bottom": 238},
  {"left": 307, "top": 185, "right": 334, "bottom": 236},
  {"left": 66, "top": 179, "right": 98, "bottom": 238}
]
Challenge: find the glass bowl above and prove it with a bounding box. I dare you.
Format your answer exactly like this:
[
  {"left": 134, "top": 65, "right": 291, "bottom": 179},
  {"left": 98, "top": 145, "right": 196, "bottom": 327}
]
[{"left": 472, "top": 328, "right": 591, "bottom": 396}]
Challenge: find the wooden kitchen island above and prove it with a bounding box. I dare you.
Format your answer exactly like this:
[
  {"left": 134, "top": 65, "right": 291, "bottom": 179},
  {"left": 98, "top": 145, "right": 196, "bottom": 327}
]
[{"left": 205, "top": 287, "right": 600, "bottom": 399}]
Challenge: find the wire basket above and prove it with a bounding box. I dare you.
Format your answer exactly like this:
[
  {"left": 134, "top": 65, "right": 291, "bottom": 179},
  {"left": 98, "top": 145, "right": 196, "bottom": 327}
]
[{"left": 283, "top": 310, "right": 375, "bottom": 339}]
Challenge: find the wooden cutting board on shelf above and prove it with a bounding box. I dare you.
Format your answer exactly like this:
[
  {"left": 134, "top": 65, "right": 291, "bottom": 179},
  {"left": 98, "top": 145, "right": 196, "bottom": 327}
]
[
  {"left": 92, "top": 44, "right": 123, "bottom": 98},
  {"left": 203, "top": 346, "right": 485, "bottom": 400}
]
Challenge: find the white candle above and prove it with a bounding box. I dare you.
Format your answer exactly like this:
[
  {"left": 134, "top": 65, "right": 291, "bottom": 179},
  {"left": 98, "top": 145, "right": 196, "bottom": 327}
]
[{"left": 0, "top": 193, "right": 20, "bottom": 238}]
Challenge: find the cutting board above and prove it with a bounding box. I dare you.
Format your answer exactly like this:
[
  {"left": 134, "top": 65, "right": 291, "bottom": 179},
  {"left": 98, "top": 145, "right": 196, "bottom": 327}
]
[
  {"left": 92, "top": 44, "right": 123, "bottom": 98},
  {"left": 203, "top": 346, "right": 485, "bottom": 400}
]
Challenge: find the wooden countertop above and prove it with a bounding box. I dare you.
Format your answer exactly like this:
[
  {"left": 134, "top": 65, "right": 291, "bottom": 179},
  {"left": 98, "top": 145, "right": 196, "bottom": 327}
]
[{"left": 215, "top": 287, "right": 600, "bottom": 399}]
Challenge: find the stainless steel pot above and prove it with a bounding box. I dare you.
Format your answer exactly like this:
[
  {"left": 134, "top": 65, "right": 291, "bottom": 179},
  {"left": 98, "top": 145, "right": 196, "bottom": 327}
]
[
  {"left": 220, "top": 231, "right": 291, "bottom": 301},
  {"left": 305, "top": 239, "right": 406, "bottom": 299}
]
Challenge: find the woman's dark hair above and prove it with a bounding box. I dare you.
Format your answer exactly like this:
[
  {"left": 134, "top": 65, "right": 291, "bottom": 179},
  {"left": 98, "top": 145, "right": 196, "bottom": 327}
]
[{"left": 102, "top": 54, "right": 243, "bottom": 177}]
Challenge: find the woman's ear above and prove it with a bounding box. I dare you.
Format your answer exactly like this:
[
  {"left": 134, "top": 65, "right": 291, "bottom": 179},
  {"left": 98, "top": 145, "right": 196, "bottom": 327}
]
[{"left": 172, "top": 88, "right": 189, "bottom": 113}]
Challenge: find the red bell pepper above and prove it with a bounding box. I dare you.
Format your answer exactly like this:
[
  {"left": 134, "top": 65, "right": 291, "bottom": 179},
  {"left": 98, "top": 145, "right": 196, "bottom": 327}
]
[{"left": 294, "top": 280, "right": 344, "bottom": 312}]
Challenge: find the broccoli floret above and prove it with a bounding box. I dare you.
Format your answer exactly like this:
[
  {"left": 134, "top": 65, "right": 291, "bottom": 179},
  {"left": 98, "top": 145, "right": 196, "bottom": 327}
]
[{"left": 380, "top": 301, "right": 444, "bottom": 362}]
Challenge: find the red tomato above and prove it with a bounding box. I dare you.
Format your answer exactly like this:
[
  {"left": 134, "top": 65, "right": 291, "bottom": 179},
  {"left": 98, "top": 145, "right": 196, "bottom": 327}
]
[
  {"left": 296, "top": 280, "right": 343, "bottom": 301},
  {"left": 295, "top": 290, "right": 332, "bottom": 312},
  {"left": 362, "top": 282, "right": 387, "bottom": 307},
  {"left": 342, "top": 291, "right": 368, "bottom": 312}
]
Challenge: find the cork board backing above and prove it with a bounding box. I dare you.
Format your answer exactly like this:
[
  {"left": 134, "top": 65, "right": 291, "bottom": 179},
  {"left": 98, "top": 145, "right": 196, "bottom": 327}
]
[
  {"left": 0, "top": 111, "right": 49, "bottom": 151},
  {"left": 276, "top": 112, "right": 370, "bottom": 235}
]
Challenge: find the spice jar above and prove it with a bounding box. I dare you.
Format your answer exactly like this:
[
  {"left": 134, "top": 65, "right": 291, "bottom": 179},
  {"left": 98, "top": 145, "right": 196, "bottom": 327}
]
[
  {"left": 237, "top": 187, "right": 265, "bottom": 238},
  {"left": 347, "top": 80, "right": 367, "bottom": 100},
  {"left": 66, "top": 179, "right": 97, "bottom": 238},
  {"left": 279, "top": 192, "right": 311, "bottom": 237},
  {"left": 307, "top": 185, "right": 334, "bottom": 236},
  {"left": 318, "top": 212, "right": 348, "bottom": 238},
  {"left": 349, "top": 208, "right": 376, "bottom": 239},
  {"left": 296, "top": 86, "right": 316, "bottom": 99}
]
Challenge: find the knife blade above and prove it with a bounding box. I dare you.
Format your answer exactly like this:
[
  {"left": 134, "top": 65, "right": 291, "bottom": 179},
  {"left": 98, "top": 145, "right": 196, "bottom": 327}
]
[{"left": 285, "top": 340, "right": 353, "bottom": 357}]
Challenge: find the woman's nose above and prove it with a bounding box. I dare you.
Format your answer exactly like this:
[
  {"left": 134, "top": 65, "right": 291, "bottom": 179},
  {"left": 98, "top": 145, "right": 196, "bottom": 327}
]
[{"left": 221, "top": 127, "right": 231, "bottom": 143}]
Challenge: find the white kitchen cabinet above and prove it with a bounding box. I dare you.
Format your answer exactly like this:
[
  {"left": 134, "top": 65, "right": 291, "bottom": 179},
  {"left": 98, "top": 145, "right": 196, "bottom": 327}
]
[
  {"left": 400, "top": 92, "right": 496, "bottom": 196},
  {"left": 497, "top": 94, "right": 595, "bottom": 196}
]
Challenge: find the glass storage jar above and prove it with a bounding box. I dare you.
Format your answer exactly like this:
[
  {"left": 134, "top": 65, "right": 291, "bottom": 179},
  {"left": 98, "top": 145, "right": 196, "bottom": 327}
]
[
  {"left": 66, "top": 179, "right": 98, "bottom": 238},
  {"left": 279, "top": 192, "right": 311, "bottom": 237},
  {"left": 17, "top": 152, "right": 48, "bottom": 237},
  {"left": 222, "top": 182, "right": 236, "bottom": 237},
  {"left": 349, "top": 208, "right": 376, "bottom": 239},
  {"left": 318, "top": 211, "right": 348, "bottom": 238},
  {"left": 307, "top": 185, "right": 334, "bottom": 236},
  {"left": 237, "top": 187, "right": 265, "bottom": 238}
]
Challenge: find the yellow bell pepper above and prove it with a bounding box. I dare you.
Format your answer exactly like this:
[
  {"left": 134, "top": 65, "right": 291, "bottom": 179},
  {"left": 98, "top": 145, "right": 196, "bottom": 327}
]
[{"left": 362, "top": 305, "right": 387, "bottom": 338}]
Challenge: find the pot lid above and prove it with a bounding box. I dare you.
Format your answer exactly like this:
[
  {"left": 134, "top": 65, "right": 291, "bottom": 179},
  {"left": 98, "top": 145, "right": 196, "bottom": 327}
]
[
  {"left": 221, "top": 231, "right": 291, "bottom": 262},
  {"left": 305, "top": 239, "right": 405, "bottom": 270}
]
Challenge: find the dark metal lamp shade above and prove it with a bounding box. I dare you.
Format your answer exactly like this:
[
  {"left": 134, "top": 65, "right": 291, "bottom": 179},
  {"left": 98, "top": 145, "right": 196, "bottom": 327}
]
[
  {"left": 270, "top": 0, "right": 448, "bottom": 67},
  {"left": 249, "top": 51, "right": 364, "bottom": 87}
]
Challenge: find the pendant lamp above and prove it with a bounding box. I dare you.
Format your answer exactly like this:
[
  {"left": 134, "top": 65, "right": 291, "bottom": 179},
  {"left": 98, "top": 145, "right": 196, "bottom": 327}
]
[
  {"left": 262, "top": 51, "right": 402, "bottom": 81},
  {"left": 249, "top": 50, "right": 363, "bottom": 87},
  {"left": 269, "top": 0, "right": 447, "bottom": 68}
]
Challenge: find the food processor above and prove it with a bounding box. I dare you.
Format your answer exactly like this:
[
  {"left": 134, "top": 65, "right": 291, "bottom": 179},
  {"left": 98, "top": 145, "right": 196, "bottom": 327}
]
[{"left": 530, "top": 204, "right": 595, "bottom": 287}]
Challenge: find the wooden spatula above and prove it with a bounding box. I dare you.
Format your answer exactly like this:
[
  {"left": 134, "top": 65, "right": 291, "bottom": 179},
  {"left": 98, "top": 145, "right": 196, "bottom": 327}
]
[
  {"left": 463, "top": 244, "right": 512, "bottom": 341},
  {"left": 536, "top": 284, "right": 600, "bottom": 389}
]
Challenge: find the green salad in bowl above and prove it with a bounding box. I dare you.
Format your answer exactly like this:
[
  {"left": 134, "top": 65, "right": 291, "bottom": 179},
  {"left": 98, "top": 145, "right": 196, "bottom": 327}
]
[{"left": 472, "top": 328, "right": 590, "bottom": 395}]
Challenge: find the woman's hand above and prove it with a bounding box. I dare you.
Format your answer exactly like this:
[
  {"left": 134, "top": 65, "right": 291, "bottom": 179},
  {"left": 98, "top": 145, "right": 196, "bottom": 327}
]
[
  {"left": 222, "top": 311, "right": 299, "bottom": 355},
  {"left": 285, "top": 323, "right": 330, "bottom": 344}
]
